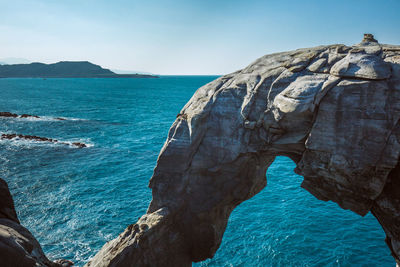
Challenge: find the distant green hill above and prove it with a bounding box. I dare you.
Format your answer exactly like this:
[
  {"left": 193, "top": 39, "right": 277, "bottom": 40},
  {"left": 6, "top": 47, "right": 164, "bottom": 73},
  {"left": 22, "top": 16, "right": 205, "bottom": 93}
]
[{"left": 0, "top": 61, "right": 158, "bottom": 78}]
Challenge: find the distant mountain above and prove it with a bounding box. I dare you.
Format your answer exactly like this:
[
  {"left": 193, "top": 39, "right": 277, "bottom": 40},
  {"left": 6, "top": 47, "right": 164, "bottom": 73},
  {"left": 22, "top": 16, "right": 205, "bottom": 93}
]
[
  {"left": 111, "top": 69, "right": 155, "bottom": 75},
  {"left": 0, "top": 61, "right": 158, "bottom": 78}
]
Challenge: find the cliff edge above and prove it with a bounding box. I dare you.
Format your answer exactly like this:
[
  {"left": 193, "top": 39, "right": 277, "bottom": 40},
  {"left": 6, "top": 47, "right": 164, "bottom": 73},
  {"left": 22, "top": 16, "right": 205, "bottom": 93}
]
[{"left": 1, "top": 34, "right": 399, "bottom": 266}]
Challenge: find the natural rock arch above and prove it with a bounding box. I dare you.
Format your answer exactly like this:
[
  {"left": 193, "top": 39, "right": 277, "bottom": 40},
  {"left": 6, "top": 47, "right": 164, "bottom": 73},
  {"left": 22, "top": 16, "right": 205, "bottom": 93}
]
[{"left": 85, "top": 34, "right": 400, "bottom": 266}]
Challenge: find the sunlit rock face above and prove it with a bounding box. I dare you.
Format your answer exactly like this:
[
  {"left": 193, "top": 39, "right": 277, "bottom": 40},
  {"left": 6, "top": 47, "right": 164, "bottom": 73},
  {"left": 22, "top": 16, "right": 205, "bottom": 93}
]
[{"left": 87, "top": 35, "right": 400, "bottom": 266}]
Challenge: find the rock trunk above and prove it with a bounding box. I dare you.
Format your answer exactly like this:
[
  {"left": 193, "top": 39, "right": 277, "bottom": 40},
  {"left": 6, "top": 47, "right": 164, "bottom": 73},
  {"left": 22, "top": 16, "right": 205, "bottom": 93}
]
[{"left": 91, "top": 35, "right": 399, "bottom": 266}]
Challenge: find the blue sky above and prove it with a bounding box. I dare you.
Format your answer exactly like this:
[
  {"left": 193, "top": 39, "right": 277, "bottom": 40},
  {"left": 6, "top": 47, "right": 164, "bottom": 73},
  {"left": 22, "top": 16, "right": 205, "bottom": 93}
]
[{"left": 1, "top": 0, "right": 399, "bottom": 74}]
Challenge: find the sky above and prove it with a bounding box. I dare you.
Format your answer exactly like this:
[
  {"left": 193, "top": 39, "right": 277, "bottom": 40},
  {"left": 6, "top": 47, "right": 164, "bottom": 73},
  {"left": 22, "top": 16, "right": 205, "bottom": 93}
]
[{"left": 1, "top": 0, "right": 400, "bottom": 75}]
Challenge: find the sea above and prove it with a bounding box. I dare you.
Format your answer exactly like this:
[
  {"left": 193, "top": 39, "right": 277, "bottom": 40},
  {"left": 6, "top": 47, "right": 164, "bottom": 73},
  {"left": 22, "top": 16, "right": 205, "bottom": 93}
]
[{"left": 0, "top": 76, "right": 394, "bottom": 267}]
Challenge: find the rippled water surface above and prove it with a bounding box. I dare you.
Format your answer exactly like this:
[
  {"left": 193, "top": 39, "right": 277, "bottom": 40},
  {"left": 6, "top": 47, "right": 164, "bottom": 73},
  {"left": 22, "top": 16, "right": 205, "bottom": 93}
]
[{"left": 0, "top": 77, "right": 393, "bottom": 266}]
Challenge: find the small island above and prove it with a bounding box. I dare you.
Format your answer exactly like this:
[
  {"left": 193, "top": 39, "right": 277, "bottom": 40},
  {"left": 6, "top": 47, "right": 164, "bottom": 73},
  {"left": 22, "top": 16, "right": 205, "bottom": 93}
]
[{"left": 0, "top": 61, "right": 158, "bottom": 78}]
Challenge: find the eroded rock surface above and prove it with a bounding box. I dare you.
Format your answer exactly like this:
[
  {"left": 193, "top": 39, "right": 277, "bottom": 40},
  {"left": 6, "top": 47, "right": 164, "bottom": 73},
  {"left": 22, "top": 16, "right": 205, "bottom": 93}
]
[
  {"left": 0, "top": 178, "right": 73, "bottom": 267},
  {"left": 87, "top": 34, "right": 400, "bottom": 266}
]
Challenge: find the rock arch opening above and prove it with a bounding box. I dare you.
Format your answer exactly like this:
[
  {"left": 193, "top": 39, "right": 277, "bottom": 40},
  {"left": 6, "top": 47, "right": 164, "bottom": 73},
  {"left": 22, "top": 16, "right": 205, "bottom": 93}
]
[
  {"left": 194, "top": 156, "right": 392, "bottom": 266},
  {"left": 87, "top": 36, "right": 400, "bottom": 266}
]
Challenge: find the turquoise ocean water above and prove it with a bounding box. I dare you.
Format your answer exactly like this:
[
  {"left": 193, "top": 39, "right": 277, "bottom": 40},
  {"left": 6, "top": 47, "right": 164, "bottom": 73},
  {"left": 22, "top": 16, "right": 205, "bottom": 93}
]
[{"left": 0, "top": 76, "right": 393, "bottom": 266}]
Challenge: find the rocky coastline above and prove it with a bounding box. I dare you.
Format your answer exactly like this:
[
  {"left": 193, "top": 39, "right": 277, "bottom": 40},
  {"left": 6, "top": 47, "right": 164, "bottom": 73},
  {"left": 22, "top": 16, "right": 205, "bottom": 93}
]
[
  {"left": 1, "top": 34, "right": 399, "bottom": 266},
  {"left": 0, "top": 112, "right": 89, "bottom": 148},
  {"left": 0, "top": 178, "right": 73, "bottom": 266}
]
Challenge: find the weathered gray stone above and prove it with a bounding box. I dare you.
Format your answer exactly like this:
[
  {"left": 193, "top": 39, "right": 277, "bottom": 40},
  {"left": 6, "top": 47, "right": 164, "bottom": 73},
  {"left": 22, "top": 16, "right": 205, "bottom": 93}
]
[
  {"left": 330, "top": 53, "right": 391, "bottom": 80},
  {"left": 87, "top": 34, "right": 400, "bottom": 266},
  {"left": 307, "top": 57, "right": 327, "bottom": 72}
]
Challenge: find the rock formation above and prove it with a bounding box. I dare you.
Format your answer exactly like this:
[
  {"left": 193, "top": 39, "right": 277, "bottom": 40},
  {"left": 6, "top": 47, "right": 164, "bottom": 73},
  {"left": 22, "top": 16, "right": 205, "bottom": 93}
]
[
  {"left": 0, "top": 112, "right": 18, "bottom": 118},
  {"left": 0, "top": 178, "right": 73, "bottom": 266},
  {"left": 0, "top": 34, "right": 398, "bottom": 266},
  {"left": 1, "top": 133, "right": 87, "bottom": 148},
  {"left": 20, "top": 114, "right": 40, "bottom": 119},
  {"left": 0, "top": 111, "right": 66, "bottom": 120},
  {"left": 86, "top": 34, "right": 400, "bottom": 266}
]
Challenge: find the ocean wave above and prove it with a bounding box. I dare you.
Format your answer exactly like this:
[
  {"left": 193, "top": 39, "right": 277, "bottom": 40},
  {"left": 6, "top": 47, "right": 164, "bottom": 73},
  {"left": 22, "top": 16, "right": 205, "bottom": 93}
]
[
  {"left": 0, "top": 112, "right": 86, "bottom": 122},
  {"left": 22, "top": 116, "right": 85, "bottom": 122},
  {"left": 0, "top": 133, "right": 93, "bottom": 148},
  {"left": 5, "top": 116, "right": 86, "bottom": 122}
]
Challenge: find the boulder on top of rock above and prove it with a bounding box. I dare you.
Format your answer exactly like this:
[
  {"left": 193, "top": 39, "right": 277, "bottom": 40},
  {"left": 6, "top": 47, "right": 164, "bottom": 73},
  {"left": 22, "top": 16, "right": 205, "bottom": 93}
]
[{"left": 330, "top": 52, "right": 391, "bottom": 80}]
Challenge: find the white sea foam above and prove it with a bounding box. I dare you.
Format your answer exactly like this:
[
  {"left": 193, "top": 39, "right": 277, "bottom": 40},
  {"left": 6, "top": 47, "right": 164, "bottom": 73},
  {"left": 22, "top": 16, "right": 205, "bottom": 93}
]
[
  {"left": 0, "top": 115, "right": 86, "bottom": 122},
  {"left": 63, "top": 139, "right": 95, "bottom": 148},
  {"left": 0, "top": 134, "right": 94, "bottom": 148}
]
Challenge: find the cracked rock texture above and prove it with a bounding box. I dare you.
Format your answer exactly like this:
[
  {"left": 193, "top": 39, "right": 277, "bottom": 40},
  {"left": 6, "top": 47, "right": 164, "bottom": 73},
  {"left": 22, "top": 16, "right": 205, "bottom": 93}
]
[{"left": 86, "top": 35, "right": 400, "bottom": 266}]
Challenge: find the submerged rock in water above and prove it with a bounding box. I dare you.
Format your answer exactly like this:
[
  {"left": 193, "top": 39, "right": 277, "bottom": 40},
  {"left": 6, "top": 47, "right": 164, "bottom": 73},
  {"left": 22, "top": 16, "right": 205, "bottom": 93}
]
[
  {"left": 0, "top": 178, "right": 73, "bottom": 266},
  {"left": 1, "top": 133, "right": 87, "bottom": 148},
  {"left": 72, "top": 142, "right": 87, "bottom": 148},
  {"left": 86, "top": 34, "right": 400, "bottom": 266},
  {"left": 20, "top": 114, "right": 40, "bottom": 119},
  {"left": 0, "top": 111, "right": 40, "bottom": 119},
  {"left": 0, "top": 112, "right": 18, "bottom": 118},
  {"left": 0, "top": 111, "right": 67, "bottom": 120}
]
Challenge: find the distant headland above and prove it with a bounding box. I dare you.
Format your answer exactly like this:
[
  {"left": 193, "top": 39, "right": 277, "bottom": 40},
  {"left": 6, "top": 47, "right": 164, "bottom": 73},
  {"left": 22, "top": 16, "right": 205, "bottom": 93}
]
[{"left": 0, "top": 61, "right": 158, "bottom": 78}]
